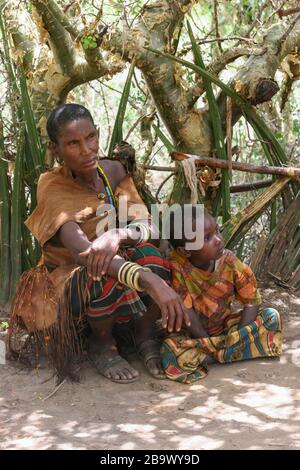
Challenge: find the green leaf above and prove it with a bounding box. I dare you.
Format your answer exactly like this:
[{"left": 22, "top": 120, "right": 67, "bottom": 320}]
[
  {"left": 187, "top": 20, "right": 230, "bottom": 222},
  {"left": 108, "top": 61, "right": 135, "bottom": 157},
  {"left": 82, "top": 36, "right": 97, "bottom": 50},
  {"left": 152, "top": 125, "right": 175, "bottom": 152}
]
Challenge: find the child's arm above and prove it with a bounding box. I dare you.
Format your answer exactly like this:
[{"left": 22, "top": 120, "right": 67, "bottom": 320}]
[
  {"left": 186, "top": 308, "right": 209, "bottom": 338},
  {"left": 238, "top": 305, "right": 259, "bottom": 328}
]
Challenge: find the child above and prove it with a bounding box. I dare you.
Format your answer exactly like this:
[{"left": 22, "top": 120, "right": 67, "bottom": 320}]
[{"left": 161, "top": 207, "right": 282, "bottom": 384}]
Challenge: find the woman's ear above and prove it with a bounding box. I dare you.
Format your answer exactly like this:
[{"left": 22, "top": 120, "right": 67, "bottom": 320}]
[
  {"left": 49, "top": 141, "right": 63, "bottom": 164},
  {"left": 177, "top": 246, "right": 191, "bottom": 258},
  {"left": 48, "top": 140, "right": 57, "bottom": 155}
]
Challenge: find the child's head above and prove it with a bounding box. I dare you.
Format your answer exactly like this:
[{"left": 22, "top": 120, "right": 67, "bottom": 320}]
[
  {"left": 169, "top": 205, "right": 224, "bottom": 263},
  {"left": 47, "top": 103, "right": 99, "bottom": 175}
]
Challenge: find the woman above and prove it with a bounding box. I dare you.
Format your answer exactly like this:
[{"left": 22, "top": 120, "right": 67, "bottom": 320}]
[{"left": 10, "top": 103, "right": 190, "bottom": 384}]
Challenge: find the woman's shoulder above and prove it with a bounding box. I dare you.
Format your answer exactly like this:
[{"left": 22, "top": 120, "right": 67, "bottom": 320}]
[
  {"left": 99, "top": 158, "right": 127, "bottom": 188},
  {"left": 36, "top": 165, "right": 74, "bottom": 200},
  {"left": 38, "top": 165, "right": 69, "bottom": 183}
]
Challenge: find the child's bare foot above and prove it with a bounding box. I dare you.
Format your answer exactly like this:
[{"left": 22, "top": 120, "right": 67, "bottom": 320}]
[{"left": 136, "top": 338, "right": 165, "bottom": 380}]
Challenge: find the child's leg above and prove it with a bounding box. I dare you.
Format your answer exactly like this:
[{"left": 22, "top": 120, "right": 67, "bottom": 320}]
[
  {"left": 220, "top": 307, "right": 282, "bottom": 363},
  {"left": 161, "top": 333, "right": 211, "bottom": 384}
]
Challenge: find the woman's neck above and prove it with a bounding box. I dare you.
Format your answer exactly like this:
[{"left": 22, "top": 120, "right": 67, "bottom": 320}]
[{"left": 74, "top": 169, "right": 99, "bottom": 189}]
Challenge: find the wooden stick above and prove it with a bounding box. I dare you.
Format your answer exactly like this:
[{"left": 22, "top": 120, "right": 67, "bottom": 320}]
[
  {"left": 226, "top": 96, "right": 233, "bottom": 180},
  {"left": 171, "top": 151, "right": 300, "bottom": 179},
  {"left": 230, "top": 179, "right": 273, "bottom": 193},
  {"left": 144, "top": 165, "right": 177, "bottom": 172}
]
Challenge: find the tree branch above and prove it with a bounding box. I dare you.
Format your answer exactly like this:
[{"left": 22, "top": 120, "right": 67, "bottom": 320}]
[
  {"left": 278, "top": 7, "right": 300, "bottom": 18},
  {"left": 32, "top": 0, "right": 77, "bottom": 76},
  {"left": 186, "top": 46, "right": 251, "bottom": 107},
  {"left": 217, "top": 16, "right": 300, "bottom": 128},
  {"left": 45, "top": 0, "right": 81, "bottom": 39},
  {"left": 102, "top": 0, "right": 209, "bottom": 154}
]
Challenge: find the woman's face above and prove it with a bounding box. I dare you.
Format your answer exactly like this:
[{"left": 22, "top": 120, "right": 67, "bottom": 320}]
[{"left": 50, "top": 118, "right": 99, "bottom": 177}]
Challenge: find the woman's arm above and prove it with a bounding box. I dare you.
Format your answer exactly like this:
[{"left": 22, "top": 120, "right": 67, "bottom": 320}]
[
  {"left": 58, "top": 221, "right": 91, "bottom": 265},
  {"left": 58, "top": 220, "right": 191, "bottom": 333},
  {"left": 58, "top": 221, "right": 142, "bottom": 268}
]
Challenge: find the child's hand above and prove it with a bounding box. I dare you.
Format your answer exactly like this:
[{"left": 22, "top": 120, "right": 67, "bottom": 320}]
[
  {"left": 238, "top": 305, "right": 259, "bottom": 328},
  {"left": 186, "top": 308, "right": 209, "bottom": 338}
]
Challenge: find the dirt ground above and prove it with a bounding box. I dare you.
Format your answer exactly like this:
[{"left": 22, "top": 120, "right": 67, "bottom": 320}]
[{"left": 1, "top": 284, "right": 300, "bottom": 451}]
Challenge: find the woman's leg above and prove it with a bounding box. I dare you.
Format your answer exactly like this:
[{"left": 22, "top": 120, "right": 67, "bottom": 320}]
[
  {"left": 134, "top": 303, "right": 165, "bottom": 378},
  {"left": 70, "top": 269, "right": 140, "bottom": 383},
  {"left": 126, "top": 242, "right": 171, "bottom": 379}
]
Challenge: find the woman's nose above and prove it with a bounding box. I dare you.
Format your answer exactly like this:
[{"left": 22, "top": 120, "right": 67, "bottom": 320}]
[{"left": 80, "top": 141, "right": 90, "bottom": 155}]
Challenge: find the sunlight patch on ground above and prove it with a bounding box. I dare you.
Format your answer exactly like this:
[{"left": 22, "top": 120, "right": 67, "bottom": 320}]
[
  {"left": 187, "top": 395, "right": 263, "bottom": 425},
  {"left": 234, "top": 383, "right": 300, "bottom": 420},
  {"left": 120, "top": 441, "right": 136, "bottom": 450},
  {"left": 170, "top": 434, "right": 224, "bottom": 450},
  {"left": 117, "top": 423, "right": 156, "bottom": 434}
]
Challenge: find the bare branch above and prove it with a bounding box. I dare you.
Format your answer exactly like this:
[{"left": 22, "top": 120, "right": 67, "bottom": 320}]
[
  {"left": 186, "top": 47, "right": 251, "bottom": 107},
  {"left": 213, "top": 0, "right": 223, "bottom": 53},
  {"left": 31, "top": 0, "right": 77, "bottom": 76},
  {"left": 45, "top": 0, "right": 81, "bottom": 39},
  {"left": 278, "top": 6, "right": 300, "bottom": 18}
]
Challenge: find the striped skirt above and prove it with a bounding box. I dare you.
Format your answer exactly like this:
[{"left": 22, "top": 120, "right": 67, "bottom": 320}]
[
  {"left": 71, "top": 242, "right": 170, "bottom": 323},
  {"left": 161, "top": 308, "right": 282, "bottom": 384}
]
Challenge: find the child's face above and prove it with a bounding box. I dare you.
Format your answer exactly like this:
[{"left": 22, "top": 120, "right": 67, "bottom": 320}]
[
  {"left": 188, "top": 214, "right": 224, "bottom": 263},
  {"left": 50, "top": 118, "right": 99, "bottom": 176}
]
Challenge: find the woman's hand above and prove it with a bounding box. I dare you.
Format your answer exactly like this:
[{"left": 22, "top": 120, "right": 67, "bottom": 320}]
[
  {"left": 79, "top": 230, "right": 121, "bottom": 280},
  {"left": 139, "top": 272, "right": 191, "bottom": 333}
]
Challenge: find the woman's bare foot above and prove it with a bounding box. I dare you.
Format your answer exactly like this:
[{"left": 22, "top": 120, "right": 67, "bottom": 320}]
[{"left": 88, "top": 339, "right": 139, "bottom": 383}]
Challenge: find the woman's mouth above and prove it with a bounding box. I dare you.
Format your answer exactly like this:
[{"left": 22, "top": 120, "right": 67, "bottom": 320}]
[{"left": 83, "top": 158, "right": 97, "bottom": 167}]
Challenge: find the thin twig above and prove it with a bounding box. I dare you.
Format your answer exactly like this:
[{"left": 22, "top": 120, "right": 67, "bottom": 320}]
[
  {"left": 98, "top": 80, "right": 140, "bottom": 111},
  {"left": 43, "top": 378, "right": 66, "bottom": 401},
  {"left": 226, "top": 96, "right": 233, "bottom": 180},
  {"left": 99, "top": 82, "right": 111, "bottom": 152},
  {"left": 277, "top": 12, "right": 300, "bottom": 55},
  {"left": 124, "top": 113, "right": 148, "bottom": 141},
  {"left": 214, "top": 0, "right": 223, "bottom": 53},
  {"left": 155, "top": 172, "right": 175, "bottom": 203}
]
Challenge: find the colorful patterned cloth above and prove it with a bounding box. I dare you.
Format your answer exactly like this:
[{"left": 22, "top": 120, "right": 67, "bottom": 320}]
[
  {"left": 161, "top": 249, "right": 282, "bottom": 383},
  {"left": 161, "top": 308, "right": 282, "bottom": 383},
  {"left": 168, "top": 249, "right": 262, "bottom": 336}
]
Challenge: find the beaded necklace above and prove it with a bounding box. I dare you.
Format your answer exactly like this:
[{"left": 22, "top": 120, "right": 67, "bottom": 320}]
[{"left": 97, "top": 163, "right": 116, "bottom": 208}]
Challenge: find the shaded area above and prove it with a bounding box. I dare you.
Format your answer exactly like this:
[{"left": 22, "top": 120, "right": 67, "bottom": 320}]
[{"left": 0, "top": 287, "right": 299, "bottom": 450}]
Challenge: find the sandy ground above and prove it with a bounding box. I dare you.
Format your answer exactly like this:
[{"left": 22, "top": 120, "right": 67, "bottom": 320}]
[{"left": 1, "top": 284, "right": 300, "bottom": 451}]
